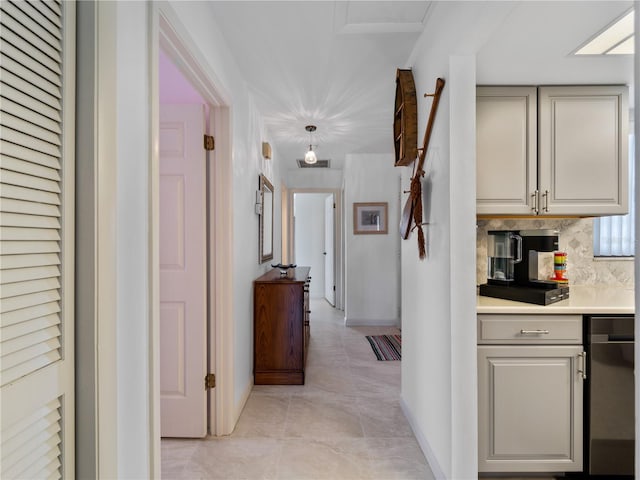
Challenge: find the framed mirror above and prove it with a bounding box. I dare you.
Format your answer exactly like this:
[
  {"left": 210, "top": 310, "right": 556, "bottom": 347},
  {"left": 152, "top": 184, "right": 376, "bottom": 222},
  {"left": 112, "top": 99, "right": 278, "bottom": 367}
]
[{"left": 259, "top": 174, "right": 274, "bottom": 263}]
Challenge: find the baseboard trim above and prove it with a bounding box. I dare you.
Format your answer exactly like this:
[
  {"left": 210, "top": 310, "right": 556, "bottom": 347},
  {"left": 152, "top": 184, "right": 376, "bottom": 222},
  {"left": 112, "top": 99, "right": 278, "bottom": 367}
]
[
  {"left": 344, "top": 317, "right": 400, "bottom": 327},
  {"left": 399, "top": 396, "right": 447, "bottom": 480}
]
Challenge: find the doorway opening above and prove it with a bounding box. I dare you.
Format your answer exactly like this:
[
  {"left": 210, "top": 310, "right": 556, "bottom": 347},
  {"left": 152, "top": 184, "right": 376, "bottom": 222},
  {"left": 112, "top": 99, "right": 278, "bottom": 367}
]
[
  {"left": 287, "top": 189, "right": 344, "bottom": 311},
  {"left": 158, "top": 50, "right": 210, "bottom": 438},
  {"left": 152, "top": 5, "right": 235, "bottom": 457}
]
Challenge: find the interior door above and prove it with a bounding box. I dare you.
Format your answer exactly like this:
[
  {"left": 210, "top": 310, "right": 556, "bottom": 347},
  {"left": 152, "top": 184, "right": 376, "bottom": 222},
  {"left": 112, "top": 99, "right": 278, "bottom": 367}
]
[
  {"left": 1, "top": 1, "right": 75, "bottom": 478},
  {"left": 160, "top": 104, "right": 207, "bottom": 437},
  {"left": 324, "top": 194, "right": 335, "bottom": 306}
]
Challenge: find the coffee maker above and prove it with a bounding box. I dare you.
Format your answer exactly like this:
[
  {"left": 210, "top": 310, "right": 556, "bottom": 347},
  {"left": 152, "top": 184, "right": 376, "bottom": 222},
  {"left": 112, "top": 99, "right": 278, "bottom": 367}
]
[{"left": 479, "top": 229, "right": 569, "bottom": 305}]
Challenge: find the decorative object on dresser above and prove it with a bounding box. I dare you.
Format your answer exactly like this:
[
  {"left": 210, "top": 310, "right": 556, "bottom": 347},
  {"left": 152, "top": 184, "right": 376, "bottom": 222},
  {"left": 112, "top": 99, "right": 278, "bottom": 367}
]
[
  {"left": 271, "top": 263, "right": 296, "bottom": 277},
  {"left": 253, "top": 267, "right": 311, "bottom": 385},
  {"left": 353, "top": 202, "right": 388, "bottom": 235}
]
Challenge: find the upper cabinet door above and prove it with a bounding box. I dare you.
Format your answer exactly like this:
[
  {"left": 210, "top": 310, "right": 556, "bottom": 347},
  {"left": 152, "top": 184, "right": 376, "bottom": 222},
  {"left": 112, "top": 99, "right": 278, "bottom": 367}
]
[
  {"left": 477, "top": 87, "right": 538, "bottom": 215},
  {"left": 538, "top": 85, "right": 629, "bottom": 216}
]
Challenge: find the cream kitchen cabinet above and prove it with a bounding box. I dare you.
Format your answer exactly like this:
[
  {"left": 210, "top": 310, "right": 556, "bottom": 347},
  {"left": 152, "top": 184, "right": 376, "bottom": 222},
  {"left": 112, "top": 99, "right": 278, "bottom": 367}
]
[
  {"left": 477, "top": 85, "right": 628, "bottom": 216},
  {"left": 477, "top": 86, "right": 537, "bottom": 215},
  {"left": 478, "top": 314, "right": 584, "bottom": 473}
]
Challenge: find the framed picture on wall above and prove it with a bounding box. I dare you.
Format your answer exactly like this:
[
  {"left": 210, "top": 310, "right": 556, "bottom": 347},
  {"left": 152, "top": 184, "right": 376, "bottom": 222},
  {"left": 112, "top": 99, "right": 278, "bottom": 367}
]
[{"left": 353, "top": 202, "right": 388, "bottom": 235}]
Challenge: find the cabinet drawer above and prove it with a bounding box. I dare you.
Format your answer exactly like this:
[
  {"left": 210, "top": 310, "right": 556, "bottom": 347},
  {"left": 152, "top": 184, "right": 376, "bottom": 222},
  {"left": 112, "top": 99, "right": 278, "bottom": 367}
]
[{"left": 478, "top": 314, "right": 582, "bottom": 344}]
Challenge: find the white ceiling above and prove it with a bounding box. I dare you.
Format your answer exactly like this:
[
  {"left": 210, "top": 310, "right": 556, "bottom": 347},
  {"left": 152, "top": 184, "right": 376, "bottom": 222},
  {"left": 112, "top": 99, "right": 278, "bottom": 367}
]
[
  {"left": 204, "top": 1, "right": 633, "bottom": 170},
  {"left": 476, "top": 1, "right": 633, "bottom": 86},
  {"left": 209, "top": 1, "right": 431, "bottom": 168}
]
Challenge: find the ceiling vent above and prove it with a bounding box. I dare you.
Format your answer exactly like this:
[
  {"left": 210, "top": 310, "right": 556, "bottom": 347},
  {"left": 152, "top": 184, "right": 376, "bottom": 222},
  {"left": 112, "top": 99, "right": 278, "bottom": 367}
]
[{"left": 297, "top": 159, "right": 330, "bottom": 168}]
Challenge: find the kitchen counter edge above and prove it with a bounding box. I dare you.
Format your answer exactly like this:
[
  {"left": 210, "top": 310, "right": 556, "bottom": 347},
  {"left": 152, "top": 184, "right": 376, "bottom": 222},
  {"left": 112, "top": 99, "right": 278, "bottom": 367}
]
[{"left": 477, "top": 285, "right": 635, "bottom": 315}]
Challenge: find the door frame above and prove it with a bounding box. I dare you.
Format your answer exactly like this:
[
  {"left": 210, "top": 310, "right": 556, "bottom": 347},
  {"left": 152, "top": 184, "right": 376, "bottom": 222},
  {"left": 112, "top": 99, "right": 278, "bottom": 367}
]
[
  {"left": 287, "top": 188, "right": 344, "bottom": 311},
  {"left": 323, "top": 194, "right": 336, "bottom": 306},
  {"left": 150, "top": 1, "right": 235, "bottom": 462}
]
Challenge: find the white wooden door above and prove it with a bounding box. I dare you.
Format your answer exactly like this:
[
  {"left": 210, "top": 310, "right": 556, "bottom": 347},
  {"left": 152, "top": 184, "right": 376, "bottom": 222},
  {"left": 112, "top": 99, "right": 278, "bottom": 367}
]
[
  {"left": 160, "top": 104, "right": 207, "bottom": 438},
  {"left": 324, "top": 195, "right": 335, "bottom": 306},
  {"left": 476, "top": 86, "right": 538, "bottom": 215},
  {"left": 478, "top": 345, "right": 583, "bottom": 473},
  {"left": 538, "top": 85, "right": 629, "bottom": 216},
  {"left": 1, "top": 1, "right": 75, "bottom": 478}
]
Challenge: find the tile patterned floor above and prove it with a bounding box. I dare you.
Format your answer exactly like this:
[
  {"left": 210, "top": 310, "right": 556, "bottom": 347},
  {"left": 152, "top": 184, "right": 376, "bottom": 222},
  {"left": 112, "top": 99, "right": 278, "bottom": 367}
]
[{"left": 161, "top": 299, "right": 434, "bottom": 480}]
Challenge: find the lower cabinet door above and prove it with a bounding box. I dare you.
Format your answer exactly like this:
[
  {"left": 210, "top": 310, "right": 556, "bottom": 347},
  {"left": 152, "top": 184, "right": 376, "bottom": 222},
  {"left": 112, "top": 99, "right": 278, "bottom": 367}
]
[{"left": 478, "top": 345, "right": 584, "bottom": 473}]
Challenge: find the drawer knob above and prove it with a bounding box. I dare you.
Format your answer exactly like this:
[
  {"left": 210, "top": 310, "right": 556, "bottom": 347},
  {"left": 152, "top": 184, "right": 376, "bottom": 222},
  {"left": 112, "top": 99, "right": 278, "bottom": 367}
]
[{"left": 520, "top": 329, "right": 550, "bottom": 335}]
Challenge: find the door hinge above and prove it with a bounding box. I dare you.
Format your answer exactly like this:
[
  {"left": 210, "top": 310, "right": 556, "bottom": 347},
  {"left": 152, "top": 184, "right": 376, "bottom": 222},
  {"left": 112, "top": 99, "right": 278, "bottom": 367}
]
[
  {"left": 205, "top": 373, "right": 216, "bottom": 389},
  {"left": 204, "top": 134, "right": 215, "bottom": 151},
  {"left": 333, "top": 203, "right": 336, "bottom": 208},
  {"left": 333, "top": 285, "right": 336, "bottom": 291}
]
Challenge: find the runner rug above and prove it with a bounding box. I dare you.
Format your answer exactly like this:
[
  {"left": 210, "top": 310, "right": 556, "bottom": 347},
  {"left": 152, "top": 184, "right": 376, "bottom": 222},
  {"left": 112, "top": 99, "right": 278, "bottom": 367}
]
[{"left": 365, "top": 334, "right": 401, "bottom": 361}]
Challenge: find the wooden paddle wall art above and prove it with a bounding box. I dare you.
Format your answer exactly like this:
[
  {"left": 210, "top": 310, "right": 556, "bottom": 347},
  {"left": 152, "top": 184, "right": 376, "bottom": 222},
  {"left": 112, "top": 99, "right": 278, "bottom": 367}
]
[
  {"left": 394, "top": 69, "right": 418, "bottom": 166},
  {"left": 398, "top": 77, "right": 445, "bottom": 259}
]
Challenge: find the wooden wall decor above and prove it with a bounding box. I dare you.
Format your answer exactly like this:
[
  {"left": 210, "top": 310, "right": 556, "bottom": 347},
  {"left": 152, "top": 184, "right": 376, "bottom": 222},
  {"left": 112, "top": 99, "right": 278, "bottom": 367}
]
[
  {"left": 394, "top": 69, "right": 418, "bottom": 167},
  {"left": 400, "top": 77, "right": 446, "bottom": 259}
]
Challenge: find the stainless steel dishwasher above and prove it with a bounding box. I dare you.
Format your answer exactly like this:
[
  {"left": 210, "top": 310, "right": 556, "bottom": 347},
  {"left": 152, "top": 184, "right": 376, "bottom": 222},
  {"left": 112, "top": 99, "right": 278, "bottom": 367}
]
[{"left": 586, "top": 315, "right": 635, "bottom": 476}]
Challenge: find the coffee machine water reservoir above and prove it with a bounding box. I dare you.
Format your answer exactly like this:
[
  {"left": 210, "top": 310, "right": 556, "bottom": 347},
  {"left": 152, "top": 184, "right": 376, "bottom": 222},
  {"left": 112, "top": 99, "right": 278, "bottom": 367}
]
[
  {"left": 486, "top": 231, "right": 521, "bottom": 285},
  {"left": 479, "top": 229, "right": 569, "bottom": 305}
]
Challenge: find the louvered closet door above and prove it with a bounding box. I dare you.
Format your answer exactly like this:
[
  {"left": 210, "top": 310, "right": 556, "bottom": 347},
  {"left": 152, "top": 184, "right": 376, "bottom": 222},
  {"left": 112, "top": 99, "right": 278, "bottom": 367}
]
[{"left": 1, "top": 1, "right": 75, "bottom": 478}]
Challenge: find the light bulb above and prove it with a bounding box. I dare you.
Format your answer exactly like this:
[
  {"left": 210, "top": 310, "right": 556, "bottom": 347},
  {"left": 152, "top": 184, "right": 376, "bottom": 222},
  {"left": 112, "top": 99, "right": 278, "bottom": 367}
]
[{"left": 304, "top": 147, "right": 317, "bottom": 164}]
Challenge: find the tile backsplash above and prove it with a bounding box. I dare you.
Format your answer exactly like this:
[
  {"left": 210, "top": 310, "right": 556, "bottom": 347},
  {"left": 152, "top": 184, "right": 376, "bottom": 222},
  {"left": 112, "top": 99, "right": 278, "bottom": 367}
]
[{"left": 477, "top": 218, "right": 634, "bottom": 286}]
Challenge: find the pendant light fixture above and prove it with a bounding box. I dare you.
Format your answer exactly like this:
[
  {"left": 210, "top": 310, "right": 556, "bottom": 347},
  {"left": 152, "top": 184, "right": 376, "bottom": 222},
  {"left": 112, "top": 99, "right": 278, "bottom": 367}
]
[{"left": 304, "top": 125, "right": 317, "bottom": 164}]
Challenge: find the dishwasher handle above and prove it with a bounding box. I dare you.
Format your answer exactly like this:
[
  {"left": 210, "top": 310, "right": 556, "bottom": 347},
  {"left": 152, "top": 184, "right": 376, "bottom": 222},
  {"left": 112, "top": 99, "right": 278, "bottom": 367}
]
[
  {"left": 608, "top": 334, "right": 634, "bottom": 342},
  {"left": 590, "top": 333, "right": 635, "bottom": 344},
  {"left": 578, "top": 352, "right": 587, "bottom": 380}
]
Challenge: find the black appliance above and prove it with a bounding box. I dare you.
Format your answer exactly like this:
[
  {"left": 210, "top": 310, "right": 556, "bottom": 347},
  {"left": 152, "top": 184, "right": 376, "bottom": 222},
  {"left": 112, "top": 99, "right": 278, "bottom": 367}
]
[
  {"left": 585, "top": 315, "right": 635, "bottom": 477},
  {"left": 479, "top": 229, "right": 569, "bottom": 305}
]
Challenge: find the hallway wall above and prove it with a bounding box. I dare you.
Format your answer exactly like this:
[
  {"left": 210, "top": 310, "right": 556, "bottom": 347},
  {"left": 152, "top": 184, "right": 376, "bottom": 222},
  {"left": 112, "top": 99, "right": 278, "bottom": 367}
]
[
  {"left": 399, "top": 3, "right": 501, "bottom": 478},
  {"left": 344, "top": 154, "right": 400, "bottom": 326},
  {"left": 286, "top": 168, "right": 343, "bottom": 190},
  {"left": 169, "top": 0, "right": 283, "bottom": 416},
  {"left": 83, "top": 1, "right": 283, "bottom": 476}
]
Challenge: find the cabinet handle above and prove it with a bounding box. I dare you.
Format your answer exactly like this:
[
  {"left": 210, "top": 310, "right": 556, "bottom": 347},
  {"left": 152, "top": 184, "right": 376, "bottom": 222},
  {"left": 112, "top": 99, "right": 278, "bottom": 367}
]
[
  {"left": 519, "top": 329, "right": 550, "bottom": 335},
  {"left": 578, "top": 352, "right": 587, "bottom": 380},
  {"left": 531, "top": 190, "right": 539, "bottom": 214},
  {"left": 543, "top": 190, "right": 549, "bottom": 212}
]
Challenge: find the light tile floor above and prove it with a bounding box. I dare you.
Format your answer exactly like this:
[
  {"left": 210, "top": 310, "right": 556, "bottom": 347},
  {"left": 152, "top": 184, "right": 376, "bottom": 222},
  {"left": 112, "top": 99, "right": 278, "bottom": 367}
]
[{"left": 162, "top": 299, "right": 435, "bottom": 480}]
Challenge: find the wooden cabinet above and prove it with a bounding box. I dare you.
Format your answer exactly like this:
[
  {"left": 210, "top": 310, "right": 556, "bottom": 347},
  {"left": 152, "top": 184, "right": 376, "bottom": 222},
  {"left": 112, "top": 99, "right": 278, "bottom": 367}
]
[
  {"left": 477, "top": 85, "right": 628, "bottom": 216},
  {"left": 254, "top": 267, "right": 310, "bottom": 385},
  {"left": 478, "top": 315, "right": 584, "bottom": 473}
]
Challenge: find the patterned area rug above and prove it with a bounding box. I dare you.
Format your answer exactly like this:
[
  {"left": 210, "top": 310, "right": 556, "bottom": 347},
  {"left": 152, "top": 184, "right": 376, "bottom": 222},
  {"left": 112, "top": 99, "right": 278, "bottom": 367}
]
[{"left": 365, "top": 335, "right": 401, "bottom": 361}]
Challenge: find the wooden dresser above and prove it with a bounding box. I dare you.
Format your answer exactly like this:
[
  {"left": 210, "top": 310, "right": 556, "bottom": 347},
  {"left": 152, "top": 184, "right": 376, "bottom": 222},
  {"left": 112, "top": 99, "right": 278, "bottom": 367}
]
[{"left": 253, "top": 267, "right": 311, "bottom": 385}]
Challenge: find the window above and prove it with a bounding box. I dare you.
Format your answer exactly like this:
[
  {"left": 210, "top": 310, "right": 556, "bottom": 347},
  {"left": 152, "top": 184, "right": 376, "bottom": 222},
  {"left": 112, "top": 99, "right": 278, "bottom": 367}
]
[{"left": 593, "top": 134, "right": 635, "bottom": 256}]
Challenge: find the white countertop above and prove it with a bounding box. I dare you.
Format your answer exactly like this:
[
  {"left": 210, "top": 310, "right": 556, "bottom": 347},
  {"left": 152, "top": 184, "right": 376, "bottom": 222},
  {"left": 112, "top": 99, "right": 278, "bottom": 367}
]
[{"left": 477, "top": 285, "right": 635, "bottom": 315}]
